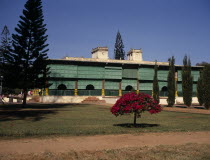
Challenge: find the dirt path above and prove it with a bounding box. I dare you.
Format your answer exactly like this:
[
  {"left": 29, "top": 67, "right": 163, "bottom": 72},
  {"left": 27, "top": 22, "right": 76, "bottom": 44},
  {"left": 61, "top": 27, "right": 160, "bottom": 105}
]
[{"left": 0, "top": 131, "right": 210, "bottom": 154}]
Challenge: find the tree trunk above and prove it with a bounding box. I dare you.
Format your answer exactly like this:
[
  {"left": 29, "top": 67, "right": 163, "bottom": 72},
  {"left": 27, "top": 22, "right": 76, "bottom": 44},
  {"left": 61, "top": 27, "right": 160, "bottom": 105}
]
[
  {"left": 133, "top": 112, "right": 137, "bottom": 126},
  {"left": 22, "top": 89, "right": 28, "bottom": 107}
]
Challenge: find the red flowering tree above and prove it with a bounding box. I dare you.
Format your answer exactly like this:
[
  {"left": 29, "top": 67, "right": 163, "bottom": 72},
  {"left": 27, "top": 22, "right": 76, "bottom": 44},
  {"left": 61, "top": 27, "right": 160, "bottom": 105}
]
[{"left": 111, "top": 92, "right": 162, "bottom": 126}]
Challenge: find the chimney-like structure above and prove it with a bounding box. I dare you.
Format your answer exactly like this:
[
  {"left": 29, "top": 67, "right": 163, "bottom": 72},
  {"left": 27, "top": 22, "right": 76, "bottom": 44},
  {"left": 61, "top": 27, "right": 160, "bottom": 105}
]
[
  {"left": 127, "top": 49, "right": 143, "bottom": 61},
  {"left": 91, "top": 47, "right": 108, "bottom": 59}
]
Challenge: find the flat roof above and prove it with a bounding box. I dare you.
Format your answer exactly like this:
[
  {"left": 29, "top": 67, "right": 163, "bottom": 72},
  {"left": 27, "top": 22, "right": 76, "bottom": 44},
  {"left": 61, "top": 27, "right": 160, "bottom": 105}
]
[
  {"left": 47, "top": 57, "right": 203, "bottom": 68},
  {"left": 48, "top": 57, "right": 169, "bottom": 66}
]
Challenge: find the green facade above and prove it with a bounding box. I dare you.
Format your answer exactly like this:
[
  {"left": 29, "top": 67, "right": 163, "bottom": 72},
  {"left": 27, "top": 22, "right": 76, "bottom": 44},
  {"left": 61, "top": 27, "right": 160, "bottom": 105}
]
[{"left": 47, "top": 60, "right": 201, "bottom": 97}]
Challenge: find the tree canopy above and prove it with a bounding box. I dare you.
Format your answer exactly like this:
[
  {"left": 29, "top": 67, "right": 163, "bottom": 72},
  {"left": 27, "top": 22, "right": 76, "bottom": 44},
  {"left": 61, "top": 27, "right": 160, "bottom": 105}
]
[
  {"left": 5, "top": 0, "right": 49, "bottom": 105},
  {"left": 167, "top": 56, "right": 175, "bottom": 107},
  {"left": 114, "top": 31, "right": 125, "bottom": 60},
  {"left": 182, "top": 55, "right": 193, "bottom": 107},
  {"left": 153, "top": 60, "right": 159, "bottom": 104}
]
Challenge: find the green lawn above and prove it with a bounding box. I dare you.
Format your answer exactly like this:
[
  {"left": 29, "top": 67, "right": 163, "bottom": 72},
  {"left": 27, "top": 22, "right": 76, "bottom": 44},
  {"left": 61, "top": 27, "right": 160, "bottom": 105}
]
[{"left": 0, "top": 103, "right": 210, "bottom": 138}]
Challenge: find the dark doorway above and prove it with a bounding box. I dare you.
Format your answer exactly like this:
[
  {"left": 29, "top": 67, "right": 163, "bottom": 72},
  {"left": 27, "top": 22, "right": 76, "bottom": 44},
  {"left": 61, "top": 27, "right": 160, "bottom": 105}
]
[
  {"left": 86, "top": 84, "right": 95, "bottom": 90},
  {"left": 125, "top": 85, "right": 133, "bottom": 91},
  {"left": 57, "top": 84, "right": 67, "bottom": 90},
  {"left": 161, "top": 86, "right": 168, "bottom": 97},
  {"left": 161, "top": 86, "right": 168, "bottom": 92}
]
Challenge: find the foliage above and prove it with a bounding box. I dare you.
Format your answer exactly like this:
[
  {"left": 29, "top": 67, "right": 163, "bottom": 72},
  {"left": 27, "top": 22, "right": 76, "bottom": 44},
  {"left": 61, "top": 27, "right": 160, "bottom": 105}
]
[
  {"left": 196, "top": 61, "right": 209, "bottom": 66},
  {"left": 203, "top": 64, "right": 210, "bottom": 109},
  {"left": 0, "top": 26, "right": 13, "bottom": 94},
  {"left": 111, "top": 92, "right": 161, "bottom": 126},
  {"left": 0, "top": 25, "right": 12, "bottom": 64},
  {"left": 167, "top": 56, "right": 175, "bottom": 107},
  {"left": 182, "top": 55, "right": 193, "bottom": 107},
  {"left": 197, "top": 71, "right": 204, "bottom": 106},
  {"left": 5, "top": 0, "right": 49, "bottom": 105},
  {"left": 114, "top": 31, "right": 125, "bottom": 60},
  {"left": 153, "top": 61, "right": 159, "bottom": 103}
]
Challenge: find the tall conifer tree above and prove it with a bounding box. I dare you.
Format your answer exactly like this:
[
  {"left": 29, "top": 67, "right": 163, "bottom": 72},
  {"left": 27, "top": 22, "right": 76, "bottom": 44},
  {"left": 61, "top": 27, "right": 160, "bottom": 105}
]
[
  {"left": 7, "top": 0, "right": 49, "bottom": 106},
  {"left": 167, "top": 56, "right": 175, "bottom": 107},
  {"left": 114, "top": 31, "right": 125, "bottom": 60},
  {"left": 203, "top": 64, "right": 210, "bottom": 109},
  {"left": 0, "top": 26, "right": 13, "bottom": 94},
  {"left": 182, "top": 55, "right": 193, "bottom": 107},
  {"left": 197, "top": 71, "right": 204, "bottom": 106},
  {"left": 153, "top": 61, "right": 159, "bottom": 103},
  {"left": 0, "top": 25, "right": 12, "bottom": 64}
]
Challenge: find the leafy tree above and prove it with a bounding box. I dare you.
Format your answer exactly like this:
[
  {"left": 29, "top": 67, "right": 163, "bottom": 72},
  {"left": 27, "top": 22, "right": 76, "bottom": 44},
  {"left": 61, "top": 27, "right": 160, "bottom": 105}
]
[
  {"left": 197, "top": 70, "right": 204, "bottom": 106},
  {"left": 111, "top": 92, "right": 161, "bottom": 126},
  {"left": 153, "top": 61, "right": 159, "bottom": 103},
  {"left": 6, "top": 0, "right": 49, "bottom": 106},
  {"left": 114, "top": 31, "right": 125, "bottom": 60},
  {"left": 182, "top": 55, "right": 193, "bottom": 107},
  {"left": 196, "top": 61, "right": 209, "bottom": 66},
  {"left": 203, "top": 64, "right": 210, "bottom": 109},
  {"left": 167, "top": 56, "right": 175, "bottom": 107}
]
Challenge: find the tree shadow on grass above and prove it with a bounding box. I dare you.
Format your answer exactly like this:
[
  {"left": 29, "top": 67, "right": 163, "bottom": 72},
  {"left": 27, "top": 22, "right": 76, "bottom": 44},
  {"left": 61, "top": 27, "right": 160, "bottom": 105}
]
[
  {"left": 113, "top": 123, "right": 160, "bottom": 128},
  {"left": 0, "top": 103, "right": 79, "bottom": 110},
  {"left": 0, "top": 103, "right": 96, "bottom": 122},
  {"left": 0, "top": 110, "right": 57, "bottom": 122},
  {"left": 194, "top": 106, "right": 205, "bottom": 110}
]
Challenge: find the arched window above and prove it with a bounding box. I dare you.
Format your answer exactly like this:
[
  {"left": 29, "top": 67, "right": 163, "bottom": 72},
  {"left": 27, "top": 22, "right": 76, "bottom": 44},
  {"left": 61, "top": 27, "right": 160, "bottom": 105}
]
[
  {"left": 161, "top": 86, "right": 168, "bottom": 92},
  {"left": 125, "top": 85, "right": 133, "bottom": 91},
  {"left": 57, "top": 84, "right": 67, "bottom": 90},
  {"left": 86, "top": 84, "right": 95, "bottom": 90}
]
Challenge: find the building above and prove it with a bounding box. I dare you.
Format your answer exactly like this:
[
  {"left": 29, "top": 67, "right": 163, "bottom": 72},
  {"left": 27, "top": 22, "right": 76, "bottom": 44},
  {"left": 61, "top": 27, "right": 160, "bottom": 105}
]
[{"left": 46, "top": 47, "right": 202, "bottom": 99}]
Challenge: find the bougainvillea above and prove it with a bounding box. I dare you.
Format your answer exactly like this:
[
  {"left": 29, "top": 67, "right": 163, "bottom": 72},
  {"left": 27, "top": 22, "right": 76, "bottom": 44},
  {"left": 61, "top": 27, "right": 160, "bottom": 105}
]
[{"left": 111, "top": 92, "right": 162, "bottom": 126}]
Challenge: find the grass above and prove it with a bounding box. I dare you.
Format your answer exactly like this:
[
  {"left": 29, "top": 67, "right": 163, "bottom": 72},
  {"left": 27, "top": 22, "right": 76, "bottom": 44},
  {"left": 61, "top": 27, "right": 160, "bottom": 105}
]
[
  {"left": 0, "top": 103, "right": 210, "bottom": 138},
  {"left": 1, "top": 143, "right": 210, "bottom": 160}
]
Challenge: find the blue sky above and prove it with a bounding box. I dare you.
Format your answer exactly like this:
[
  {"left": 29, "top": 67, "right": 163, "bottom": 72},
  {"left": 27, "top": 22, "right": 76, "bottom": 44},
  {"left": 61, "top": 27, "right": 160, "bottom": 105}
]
[{"left": 0, "top": 0, "right": 210, "bottom": 65}]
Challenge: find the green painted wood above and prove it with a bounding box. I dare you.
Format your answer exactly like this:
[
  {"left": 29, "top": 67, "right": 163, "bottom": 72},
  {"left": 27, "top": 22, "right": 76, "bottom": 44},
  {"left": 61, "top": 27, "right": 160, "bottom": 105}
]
[
  {"left": 139, "top": 68, "right": 154, "bottom": 80},
  {"left": 122, "top": 69, "right": 137, "bottom": 78},
  {"left": 48, "top": 89, "right": 74, "bottom": 96},
  {"left": 105, "top": 90, "right": 119, "bottom": 96},
  {"left": 78, "top": 80, "right": 102, "bottom": 89},
  {"left": 191, "top": 71, "right": 200, "bottom": 81},
  {"left": 105, "top": 81, "right": 119, "bottom": 89},
  {"left": 49, "top": 80, "right": 75, "bottom": 89},
  {"left": 158, "top": 70, "right": 168, "bottom": 81},
  {"left": 78, "top": 90, "right": 101, "bottom": 96},
  {"left": 159, "top": 82, "right": 167, "bottom": 89},
  {"left": 78, "top": 66, "right": 104, "bottom": 79},
  {"left": 177, "top": 70, "right": 182, "bottom": 81},
  {"left": 140, "top": 82, "right": 153, "bottom": 90},
  {"left": 49, "top": 64, "right": 78, "bottom": 78},
  {"left": 122, "top": 79, "right": 137, "bottom": 90},
  {"left": 104, "top": 67, "right": 122, "bottom": 79}
]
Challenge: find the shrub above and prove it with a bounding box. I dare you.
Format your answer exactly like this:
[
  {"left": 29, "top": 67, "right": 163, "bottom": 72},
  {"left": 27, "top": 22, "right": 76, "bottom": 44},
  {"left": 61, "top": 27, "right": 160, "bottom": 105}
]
[{"left": 111, "top": 92, "right": 162, "bottom": 126}]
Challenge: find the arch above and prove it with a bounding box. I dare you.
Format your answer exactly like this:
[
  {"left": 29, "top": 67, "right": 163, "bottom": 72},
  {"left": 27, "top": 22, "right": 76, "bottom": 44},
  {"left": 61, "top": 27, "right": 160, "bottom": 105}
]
[
  {"left": 161, "top": 86, "right": 168, "bottom": 92},
  {"left": 57, "top": 84, "right": 67, "bottom": 90},
  {"left": 125, "top": 85, "right": 133, "bottom": 91},
  {"left": 86, "top": 84, "right": 95, "bottom": 90}
]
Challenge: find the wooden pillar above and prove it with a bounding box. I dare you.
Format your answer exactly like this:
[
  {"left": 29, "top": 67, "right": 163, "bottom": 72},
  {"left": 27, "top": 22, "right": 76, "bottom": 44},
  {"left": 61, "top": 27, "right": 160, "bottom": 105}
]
[
  {"left": 119, "top": 81, "right": 122, "bottom": 96},
  {"left": 136, "top": 80, "right": 139, "bottom": 94},
  {"left": 175, "top": 72, "right": 178, "bottom": 97},
  {"left": 102, "top": 80, "right": 105, "bottom": 96},
  {"left": 74, "top": 80, "right": 78, "bottom": 96},
  {"left": 45, "top": 88, "right": 49, "bottom": 96}
]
